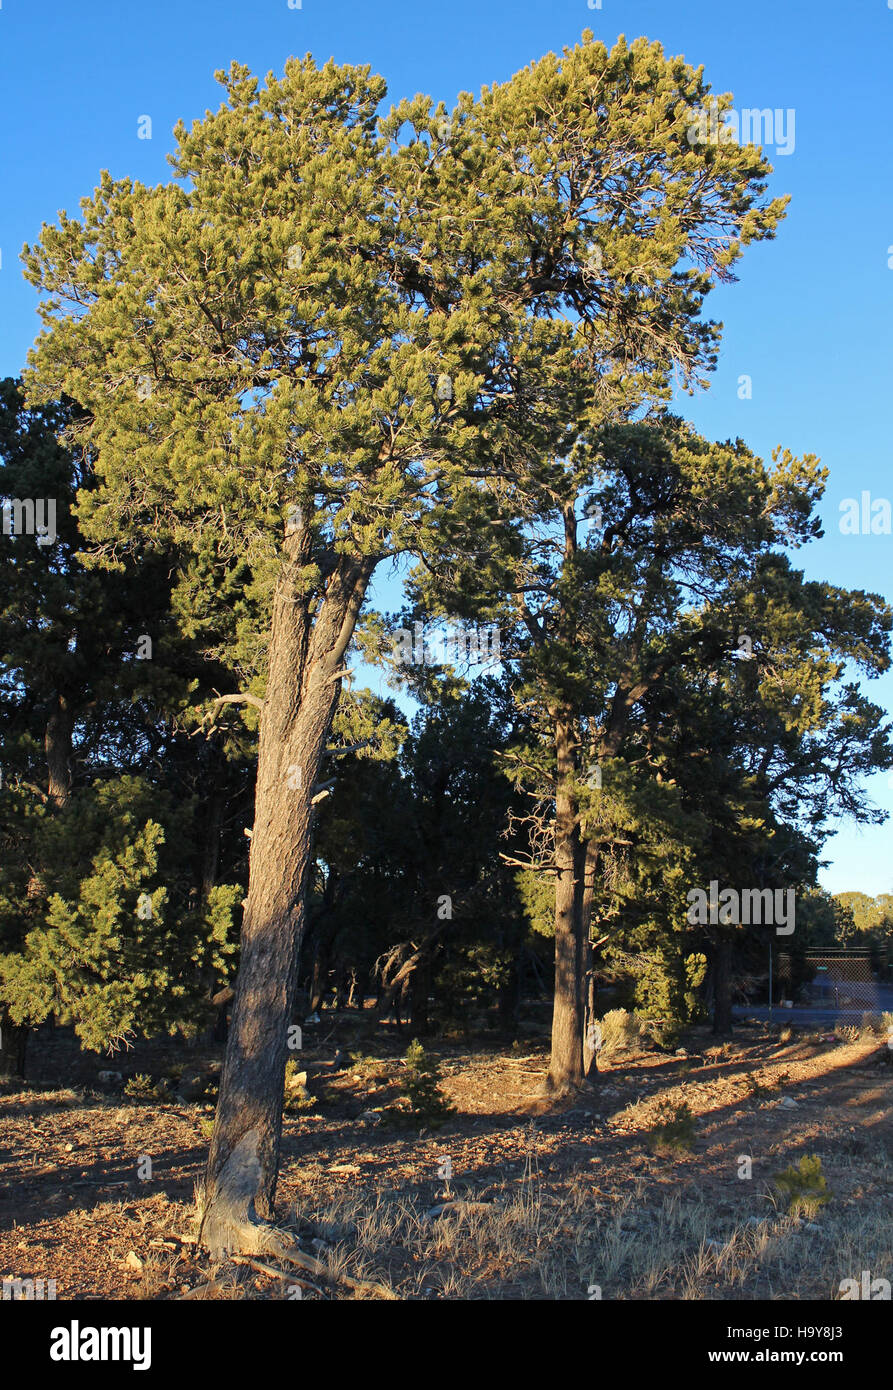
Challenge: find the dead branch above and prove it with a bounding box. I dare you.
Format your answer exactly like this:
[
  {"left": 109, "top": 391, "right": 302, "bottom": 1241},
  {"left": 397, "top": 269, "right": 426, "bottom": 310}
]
[
  {"left": 207, "top": 692, "right": 264, "bottom": 714},
  {"left": 231, "top": 1255, "right": 325, "bottom": 1298},
  {"left": 260, "top": 1232, "right": 397, "bottom": 1300}
]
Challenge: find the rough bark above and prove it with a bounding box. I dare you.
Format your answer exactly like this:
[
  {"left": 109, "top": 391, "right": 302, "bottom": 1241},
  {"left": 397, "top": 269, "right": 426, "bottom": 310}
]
[
  {"left": 199, "top": 536, "right": 375, "bottom": 1258},
  {"left": 581, "top": 839, "right": 600, "bottom": 1079},
  {"left": 45, "top": 693, "right": 73, "bottom": 809},
  {"left": 545, "top": 714, "right": 586, "bottom": 1094}
]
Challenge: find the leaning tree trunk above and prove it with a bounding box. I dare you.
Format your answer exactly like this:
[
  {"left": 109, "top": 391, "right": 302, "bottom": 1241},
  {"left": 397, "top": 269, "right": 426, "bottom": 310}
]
[
  {"left": 0, "top": 1008, "right": 28, "bottom": 1079},
  {"left": 545, "top": 715, "right": 586, "bottom": 1095},
  {"left": 199, "top": 541, "right": 374, "bottom": 1258}
]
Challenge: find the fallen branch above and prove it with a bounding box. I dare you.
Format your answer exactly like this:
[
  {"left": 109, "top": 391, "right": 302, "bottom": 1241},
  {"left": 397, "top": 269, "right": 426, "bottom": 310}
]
[
  {"left": 177, "top": 1281, "right": 222, "bottom": 1300},
  {"left": 231, "top": 1255, "right": 326, "bottom": 1298},
  {"left": 261, "top": 1231, "right": 397, "bottom": 1300}
]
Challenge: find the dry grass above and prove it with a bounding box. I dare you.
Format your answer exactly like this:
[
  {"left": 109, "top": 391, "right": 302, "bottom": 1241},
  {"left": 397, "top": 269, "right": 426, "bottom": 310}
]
[
  {"left": 278, "top": 1142, "right": 892, "bottom": 1300},
  {"left": 3, "top": 1021, "right": 891, "bottom": 1299}
]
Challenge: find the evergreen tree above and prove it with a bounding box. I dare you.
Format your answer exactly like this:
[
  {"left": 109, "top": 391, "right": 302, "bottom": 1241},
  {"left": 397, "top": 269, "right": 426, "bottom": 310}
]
[{"left": 21, "top": 36, "right": 788, "bottom": 1248}]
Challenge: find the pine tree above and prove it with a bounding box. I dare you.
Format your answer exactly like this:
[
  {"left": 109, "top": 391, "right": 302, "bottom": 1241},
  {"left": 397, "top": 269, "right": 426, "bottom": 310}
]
[{"left": 21, "top": 36, "right": 788, "bottom": 1249}]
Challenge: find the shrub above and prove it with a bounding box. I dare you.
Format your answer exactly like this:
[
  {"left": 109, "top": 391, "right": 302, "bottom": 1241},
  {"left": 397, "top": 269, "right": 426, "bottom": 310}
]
[
  {"left": 648, "top": 1100, "right": 696, "bottom": 1156},
  {"left": 598, "top": 1008, "right": 641, "bottom": 1058},
  {"left": 396, "top": 1040, "right": 455, "bottom": 1129},
  {"left": 772, "top": 1154, "right": 830, "bottom": 1218},
  {"left": 124, "top": 1073, "right": 158, "bottom": 1100}
]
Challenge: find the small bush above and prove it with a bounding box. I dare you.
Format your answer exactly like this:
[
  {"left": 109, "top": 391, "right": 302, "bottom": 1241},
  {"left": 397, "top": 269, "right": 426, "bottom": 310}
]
[
  {"left": 772, "top": 1154, "right": 830, "bottom": 1218},
  {"left": 746, "top": 1072, "right": 767, "bottom": 1099},
  {"left": 396, "top": 1040, "right": 455, "bottom": 1129},
  {"left": 598, "top": 1009, "right": 642, "bottom": 1058},
  {"left": 648, "top": 1101, "right": 696, "bottom": 1156},
  {"left": 124, "top": 1073, "right": 159, "bottom": 1100}
]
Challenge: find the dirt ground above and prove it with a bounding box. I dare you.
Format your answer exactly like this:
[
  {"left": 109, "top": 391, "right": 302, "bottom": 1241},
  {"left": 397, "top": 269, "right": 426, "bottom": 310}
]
[{"left": 2, "top": 1015, "right": 891, "bottom": 1300}]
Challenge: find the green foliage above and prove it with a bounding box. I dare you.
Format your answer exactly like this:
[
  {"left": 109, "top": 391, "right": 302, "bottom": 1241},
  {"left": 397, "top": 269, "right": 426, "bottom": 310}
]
[
  {"left": 648, "top": 1100, "right": 696, "bottom": 1156},
  {"left": 6, "top": 33, "right": 893, "bottom": 1095},
  {"left": 124, "top": 1073, "right": 160, "bottom": 1100},
  {"left": 397, "top": 1040, "right": 455, "bottom": 1128},
  {"left": 0, "top": 777, "right": 240, "bottom": 1051},
  {"left": 772, "top": 1154, "right": 831, "bottom": 1218},
  {"left": 515, "top": 869, "right": 555, "bottom": 940},
  {"left": 631, "top": 949, "right": 709, "bottom": 1028}
]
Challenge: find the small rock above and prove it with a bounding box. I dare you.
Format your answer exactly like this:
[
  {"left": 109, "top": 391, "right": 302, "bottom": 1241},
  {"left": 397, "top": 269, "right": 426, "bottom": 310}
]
[
  {"left": 97, "top": 1071, "right": 122, "bottom": 1084},
  {"left": 777, "top": 1096, "right": 799, "bottom": 1110},
  {"left": 357, "top": 1110, "right": 382, "bottom": 1127},
  {"left": 675, "top": 1048, "right": 688, "bottom": 1057},
  {"left": 124, "top": 1251, "right": 143, "bottom": 1272},
  {"left": 63, "top": 1142, "right": 75, "bottom": 1152}
]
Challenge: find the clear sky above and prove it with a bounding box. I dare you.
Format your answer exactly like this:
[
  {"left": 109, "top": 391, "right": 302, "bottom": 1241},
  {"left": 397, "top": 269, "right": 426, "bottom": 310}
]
[{"left": 1, "top": 0, "right": 891, "bottom": 893}]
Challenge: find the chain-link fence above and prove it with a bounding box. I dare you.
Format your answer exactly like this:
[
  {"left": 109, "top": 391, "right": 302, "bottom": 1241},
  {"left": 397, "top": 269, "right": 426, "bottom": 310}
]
[{"left": 777, "top": 950, "right": 886, "bottom": 1008}]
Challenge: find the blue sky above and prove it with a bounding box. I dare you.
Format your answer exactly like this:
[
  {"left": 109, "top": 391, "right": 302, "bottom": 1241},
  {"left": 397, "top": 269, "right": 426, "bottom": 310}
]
[{"left": 1, "top": 0, "right": 891, "bottom": 893}]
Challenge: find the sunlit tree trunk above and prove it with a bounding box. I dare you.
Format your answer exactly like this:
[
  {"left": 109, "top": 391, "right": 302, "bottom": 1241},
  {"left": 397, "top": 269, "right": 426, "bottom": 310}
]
[{"left": 200, "top": 535, "right": 374, "bottom": 1256}]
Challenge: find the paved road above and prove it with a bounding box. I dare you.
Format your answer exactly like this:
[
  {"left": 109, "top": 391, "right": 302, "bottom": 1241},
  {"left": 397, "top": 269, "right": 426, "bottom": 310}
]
[{"left": 735, "top": 987, "right": 893, "bottom": 1027}]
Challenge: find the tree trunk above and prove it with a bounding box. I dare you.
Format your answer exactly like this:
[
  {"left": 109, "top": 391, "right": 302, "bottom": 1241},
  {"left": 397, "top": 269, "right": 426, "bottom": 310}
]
[
  {"left": 409, "top": 958, "right": 429, "bottom": 1036},
  {"left": 497, "top": 954, "right": 520, "bottom": 1031},
  {"left": 545, "top": 715, "right": 586, "bottom": 1094},
  {"left": 346, "top": 967, "right": 366, "bottom": 1010},
  {"left": 45, "top": 693, "right": 73, "bottom": 808},
  {"left": 0, "top": 1008, "right": 28, "bottom": 1079},
  {"left": 581, "top": 839, "right": 600, "bottom": 1079},
  {"left": 712, "top": 935, "right": 734, "bottom": 1036},
  {"left": 199, "top": 540, "right": 374, "bottom": 1258}
]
